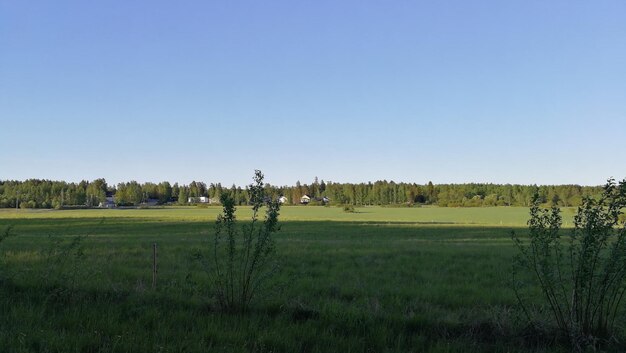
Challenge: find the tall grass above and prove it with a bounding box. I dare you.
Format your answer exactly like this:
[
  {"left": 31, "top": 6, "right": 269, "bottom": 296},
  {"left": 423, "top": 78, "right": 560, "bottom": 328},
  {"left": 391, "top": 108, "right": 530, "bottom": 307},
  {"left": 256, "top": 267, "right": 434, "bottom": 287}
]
[{"left": 0, "top": 207, "right": 622, "bottom": 352}]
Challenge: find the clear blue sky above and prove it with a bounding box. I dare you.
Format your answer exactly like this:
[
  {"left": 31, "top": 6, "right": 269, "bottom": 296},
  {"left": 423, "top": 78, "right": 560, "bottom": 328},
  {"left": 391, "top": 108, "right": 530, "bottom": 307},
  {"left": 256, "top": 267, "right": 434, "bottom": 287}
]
[{"left": 1, "top": 1, "right": 625, "bottom": 187}]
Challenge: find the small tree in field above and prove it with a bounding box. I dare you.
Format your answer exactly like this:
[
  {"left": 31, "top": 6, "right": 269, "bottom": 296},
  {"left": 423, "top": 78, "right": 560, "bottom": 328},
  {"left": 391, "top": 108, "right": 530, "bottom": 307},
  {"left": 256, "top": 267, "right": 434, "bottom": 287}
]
[
  {"left": 512, "top": 178, "right": 626, "bottom": 349},
  {"left": 199, "top": 170, "right": 280, "bottom": 312}
]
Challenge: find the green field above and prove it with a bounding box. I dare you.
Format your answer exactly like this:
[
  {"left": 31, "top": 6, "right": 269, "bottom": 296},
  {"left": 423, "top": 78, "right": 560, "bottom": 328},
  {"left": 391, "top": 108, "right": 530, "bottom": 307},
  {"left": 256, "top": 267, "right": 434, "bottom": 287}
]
[
  {"left": 0, "top": 205, "right": 579, "bottom": 224},
  {"left": 0, "top": 206, "right": 620, "bottom": 352}
]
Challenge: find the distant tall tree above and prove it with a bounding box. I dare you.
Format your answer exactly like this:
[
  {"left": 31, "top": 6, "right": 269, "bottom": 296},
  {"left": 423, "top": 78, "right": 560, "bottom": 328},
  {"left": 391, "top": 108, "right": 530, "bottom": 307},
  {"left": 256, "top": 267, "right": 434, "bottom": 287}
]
[
  {"left": 503, "top": 184, "right": 513, "bottom": 206},
  {"left": 75, "top": 183, "right": 87, "bottom": 206},
  {"left": 116, "top": 181, "right": 143, "bottom": 205},
  {"left": 178, "top": 187, "right": 189, "bottom": 205},
  {"left": 294, "top": 181, "right": 303, "bottom": 202},
  {"left": 86, "top": 179, "right": 107, "bottom": 207},
  {"left": 311, "top": 177, "right": 320, "bottom": 198},
  {"left": 142, "top": 182, "right": 158, "bottom": 199},
  {"left": 157, "top": 182, "right": 172, "bottom": 204},
  {"left": 426, "top": 181, "right": 436, "bottom": 204},
  {"left": 188, "top": 182, "right": 196, "bottom": 198},
  {"left": 171, "top": 183, "right": 180, "bottom": 200},
  {"left": 189, "top": 181, "right": 201, "bottom": 197}
]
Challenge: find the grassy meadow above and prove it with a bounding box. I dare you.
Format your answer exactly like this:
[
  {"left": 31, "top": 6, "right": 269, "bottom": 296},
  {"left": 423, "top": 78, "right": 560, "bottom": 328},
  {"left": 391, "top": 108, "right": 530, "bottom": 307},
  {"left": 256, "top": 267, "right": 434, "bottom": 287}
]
[{"left": 0, "top": 206, "right": 621, "bottom": 352}]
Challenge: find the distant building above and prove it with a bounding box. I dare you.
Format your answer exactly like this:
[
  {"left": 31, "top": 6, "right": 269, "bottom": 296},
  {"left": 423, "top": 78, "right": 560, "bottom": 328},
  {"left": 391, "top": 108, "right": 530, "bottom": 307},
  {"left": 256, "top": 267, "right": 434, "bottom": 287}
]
[
  {"left": 300, "top": 195, "right": 311, "bottom": 204},
  {"left": 99, "top": 196, "right": 116, "bottom": 208},
  {"left": 188, "top": 196, "right": 209, "bottom": 203},
  {"left": 278, "top": 196, "right": 288, "bottom": 204}
]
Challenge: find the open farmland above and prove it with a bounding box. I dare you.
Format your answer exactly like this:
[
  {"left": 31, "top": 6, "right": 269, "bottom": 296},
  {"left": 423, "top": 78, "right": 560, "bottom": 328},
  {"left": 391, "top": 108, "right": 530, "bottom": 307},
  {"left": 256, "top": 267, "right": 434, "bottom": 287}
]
[{"left": 0, "top": 206, "right": 621, "bottom": 352}]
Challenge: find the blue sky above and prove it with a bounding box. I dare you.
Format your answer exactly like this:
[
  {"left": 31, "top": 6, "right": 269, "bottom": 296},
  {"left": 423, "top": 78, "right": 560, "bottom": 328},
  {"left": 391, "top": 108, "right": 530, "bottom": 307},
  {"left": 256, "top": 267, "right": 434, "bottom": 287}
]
[{"left": 1, "top": 1, "right": 625, "bottom": 186}]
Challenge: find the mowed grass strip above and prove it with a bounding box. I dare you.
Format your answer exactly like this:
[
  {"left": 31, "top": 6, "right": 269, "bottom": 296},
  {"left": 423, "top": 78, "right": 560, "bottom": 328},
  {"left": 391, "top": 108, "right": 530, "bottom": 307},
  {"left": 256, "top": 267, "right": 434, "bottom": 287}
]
[{"left": 0, "top": 207, "right": 615, "bottom": 352}]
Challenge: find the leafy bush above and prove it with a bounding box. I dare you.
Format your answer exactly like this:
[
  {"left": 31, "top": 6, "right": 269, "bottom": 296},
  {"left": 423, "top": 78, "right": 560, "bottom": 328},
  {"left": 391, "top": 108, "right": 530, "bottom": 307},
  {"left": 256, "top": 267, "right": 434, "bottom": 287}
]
[
  {"left": 512, "top": 178, "right": 626, "bottom": 349},
  {"left": 198, "top": 170, "right": 281, "bottom": 312}
]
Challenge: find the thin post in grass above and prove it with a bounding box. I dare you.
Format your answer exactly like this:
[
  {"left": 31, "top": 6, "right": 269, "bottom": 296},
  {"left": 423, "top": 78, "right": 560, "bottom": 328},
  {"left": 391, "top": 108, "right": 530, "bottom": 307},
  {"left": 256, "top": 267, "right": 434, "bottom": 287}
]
[{"left": 152, "top": 242, "right": 157, "bottom": 289}]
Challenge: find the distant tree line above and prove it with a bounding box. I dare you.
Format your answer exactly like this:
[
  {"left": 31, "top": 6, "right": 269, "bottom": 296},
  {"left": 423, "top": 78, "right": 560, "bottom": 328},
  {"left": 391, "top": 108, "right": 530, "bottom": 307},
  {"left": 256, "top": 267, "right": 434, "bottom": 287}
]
[
  {"left": 277, "top": 179, "right": 604, "bottom": 207},
  {"left": 0, "top": 179, "right": 109, "bottom": 209},
  {"left": 0, "top": 177, "right": 605, "bottom": 209}
]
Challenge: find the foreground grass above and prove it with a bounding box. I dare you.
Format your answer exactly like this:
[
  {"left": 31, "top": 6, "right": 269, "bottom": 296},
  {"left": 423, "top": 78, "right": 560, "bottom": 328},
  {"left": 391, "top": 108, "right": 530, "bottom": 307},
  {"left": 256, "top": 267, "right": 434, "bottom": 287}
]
[{"left": 0, "top": 207, "right": 621, "bottom": 352}]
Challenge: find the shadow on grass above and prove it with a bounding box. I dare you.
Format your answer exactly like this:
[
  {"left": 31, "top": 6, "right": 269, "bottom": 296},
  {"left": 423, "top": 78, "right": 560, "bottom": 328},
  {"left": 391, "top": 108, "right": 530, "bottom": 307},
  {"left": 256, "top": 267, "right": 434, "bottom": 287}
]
[{"left": 1, "top": 217, "right": 601, "bottom": 352}]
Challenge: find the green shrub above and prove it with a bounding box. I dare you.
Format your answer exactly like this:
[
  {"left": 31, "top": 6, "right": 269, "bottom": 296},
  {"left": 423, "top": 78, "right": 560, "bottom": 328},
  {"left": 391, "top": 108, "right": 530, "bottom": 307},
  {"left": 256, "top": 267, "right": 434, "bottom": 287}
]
[
  {"left": 512, "top": 178, "right": 626, "bottom": 350},
  {"left": 343, "top": 204, "right": 355, "bottom": 213},
  {"left": 197, "top": 170, "right": 281, "bottom": 312}
]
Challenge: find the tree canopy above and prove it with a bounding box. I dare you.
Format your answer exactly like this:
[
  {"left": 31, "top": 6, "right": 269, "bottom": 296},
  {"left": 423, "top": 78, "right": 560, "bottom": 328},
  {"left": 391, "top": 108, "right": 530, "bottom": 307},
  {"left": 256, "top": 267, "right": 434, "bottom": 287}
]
[{"left": 0, "top": 178, "right": 605, "bottom": 209}]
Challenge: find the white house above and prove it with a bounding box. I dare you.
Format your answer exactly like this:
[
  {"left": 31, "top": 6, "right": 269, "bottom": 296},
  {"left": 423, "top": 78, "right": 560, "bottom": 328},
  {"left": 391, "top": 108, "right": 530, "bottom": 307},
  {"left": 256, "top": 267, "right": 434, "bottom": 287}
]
[
  {"left": 188, "top": 196, "right": 209, "bottom": 203},
  {"left": 300, "top": 195, "right": 311, "bottom": 204},
  {"left": 278, "top": 196, "right": 288, "bottom": 204}
]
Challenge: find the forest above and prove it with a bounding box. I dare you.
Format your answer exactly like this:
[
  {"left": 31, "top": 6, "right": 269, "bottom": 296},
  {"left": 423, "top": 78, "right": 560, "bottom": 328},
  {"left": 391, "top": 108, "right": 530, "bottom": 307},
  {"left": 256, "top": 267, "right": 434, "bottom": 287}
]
[{"left": 0, "top": 177, "right": 604, "bottom": 209}]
